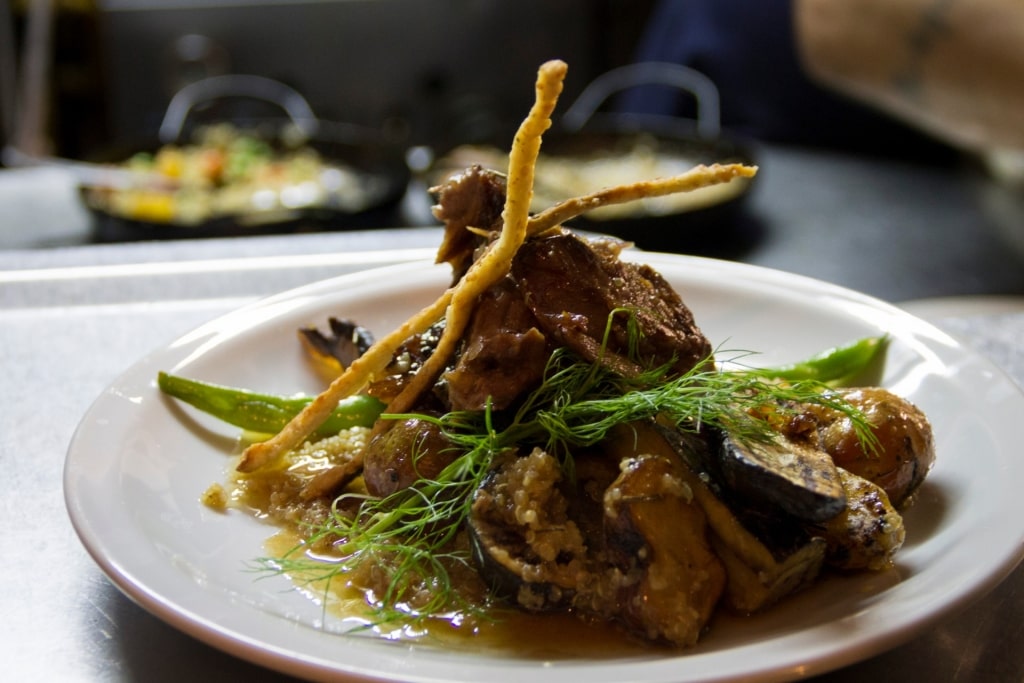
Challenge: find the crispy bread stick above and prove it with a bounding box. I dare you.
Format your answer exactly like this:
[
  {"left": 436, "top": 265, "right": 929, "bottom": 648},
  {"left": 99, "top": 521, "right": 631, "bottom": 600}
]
[
  {"left": 382, "top": 59, "right": 568, "bottom": 418},
  {"left": 239, "top": 60, "right": 568, "bottom": 473},
  {"left": 237, "top": 293, "right": 453, "bottom": 472},
  {"left": 526, "top": 163, "right": 757, "bottom": 236}
]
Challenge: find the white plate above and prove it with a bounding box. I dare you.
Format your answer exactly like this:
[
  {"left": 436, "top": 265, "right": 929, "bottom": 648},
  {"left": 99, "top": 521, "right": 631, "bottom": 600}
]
[{"left": 65, "top": 252, "right": 1024, "bottom": 683}]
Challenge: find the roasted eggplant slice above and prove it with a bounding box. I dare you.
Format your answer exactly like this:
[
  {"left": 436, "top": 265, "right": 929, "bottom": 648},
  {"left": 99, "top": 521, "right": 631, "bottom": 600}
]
[
  {"left": 467, "top": 449, "right": 587, "bottom": 611},
  {"left": 654, "top": 423, "right": 828, "bottom": 613},
  {"left": 710, "top": 431, "right": 846, "bottom": 523},
  {"left": 602, "top": 451, "right": 726, "bottom": 646}
]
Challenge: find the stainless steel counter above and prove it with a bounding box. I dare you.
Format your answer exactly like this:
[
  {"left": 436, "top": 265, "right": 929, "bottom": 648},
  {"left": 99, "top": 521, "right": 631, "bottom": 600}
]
[
  {"left": 2, "top": 143, "right": 1023, "bottom": 681},
  {"left": 1, "top": 229, "right": 442, "bottom": 683}
]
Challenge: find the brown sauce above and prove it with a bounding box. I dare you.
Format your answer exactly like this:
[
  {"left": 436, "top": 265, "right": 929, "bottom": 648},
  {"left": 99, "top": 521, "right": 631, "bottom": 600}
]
[{"left": 263, "top": 530, "right": 658, "bottom": 659}]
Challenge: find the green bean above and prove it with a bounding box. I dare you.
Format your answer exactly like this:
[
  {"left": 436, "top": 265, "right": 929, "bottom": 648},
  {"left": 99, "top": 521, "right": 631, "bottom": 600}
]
[
  {"left": 745, "top": 335, "right": 889, "bottom": 386},
  {"left": 157, "top": 336, "right": 884, "bottom": 442},
  {"left": 157, "top": 372, "right": 385, "bottom": 439}
]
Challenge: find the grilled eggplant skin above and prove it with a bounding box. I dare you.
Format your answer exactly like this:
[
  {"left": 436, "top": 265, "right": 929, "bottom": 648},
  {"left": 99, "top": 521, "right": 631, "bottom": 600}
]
[
  {"left": 667, "top": 417, "right": 848, "bottom": 525},
  {"left": 784, "top": 387, "right": 935, "bottom": 507},
  {"left": 654, "top": 424, "right": 828, "bottom": 613},
  {"left": 807, "top": 467, "right": 906, "bottom": 571},
  {"left": 713, "top": 430, "right": 847, "bottom": 523}
]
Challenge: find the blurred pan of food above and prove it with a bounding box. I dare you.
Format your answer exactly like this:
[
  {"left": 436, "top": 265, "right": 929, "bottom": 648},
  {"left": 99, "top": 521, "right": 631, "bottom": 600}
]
[
  {"left": 80, "top": 76, "right": 409, "bottom": 242},
  {"left": 426, "top": 63, "right": 758, "bottom": 252}
]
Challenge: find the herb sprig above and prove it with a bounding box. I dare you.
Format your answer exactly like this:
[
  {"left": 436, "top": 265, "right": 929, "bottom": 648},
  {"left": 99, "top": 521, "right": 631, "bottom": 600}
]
[{"left": 261, "top": 316, "right": 880, "bottom": 627}]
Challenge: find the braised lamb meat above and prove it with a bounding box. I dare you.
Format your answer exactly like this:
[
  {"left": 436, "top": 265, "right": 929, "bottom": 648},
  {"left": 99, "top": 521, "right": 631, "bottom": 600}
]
[
  {"left": 432, "top": 165, "right": 508, "bottom": 279},
  {"left": 442, "top": 232, "right": 714, "bottom": 414},
  {"left": 444, "top": 276, "right": 549, "bottom": 411},
  {"left": 512, "top": 232, "right": 713, "bottom": 379}
]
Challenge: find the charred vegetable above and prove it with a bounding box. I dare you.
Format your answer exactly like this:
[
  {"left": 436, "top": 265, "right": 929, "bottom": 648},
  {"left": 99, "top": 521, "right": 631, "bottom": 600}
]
[
  {"left": 808, "top": 467, "right": 906, "bottom": 571},
  {"left": 468, "top": 449, "right": 585, "bottom": 612},
  {"left": 645, "top": 422, "right": 828, "bottom": 614},
  {"left": 467, "top": 423, "right": 729, "bottom": 646},
  {"left": 778, "top": 387, "right": 935, "bottom": 506},
  {"left": 298, "top": 317, "right": 375, "bottom": 376},
  {"left": 602, "top": 450, "right": 726, "bottom": 646},
  {"left": 711, "top": 431, "right": 846, "bottom": 523}
]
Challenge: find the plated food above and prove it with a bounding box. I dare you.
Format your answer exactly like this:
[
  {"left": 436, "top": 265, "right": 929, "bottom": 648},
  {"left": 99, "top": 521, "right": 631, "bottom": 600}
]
[
  {"left": 155, "top": 61, "right": 935, "bottom": 651},
  {"left": 80, "top": 119, "right": 409, "bottom": 240},
  {"left": 425, "top": 62, "right": 758, "bottom": 253},
  {"left": 433, "top": 137, "right": 751, "bottom": 222},
  {"left": 66, "top": 245, "right": 1024, "bottom": 682},
  {"left": 84, "top": 123, "right": 392, "bottom": 225}
]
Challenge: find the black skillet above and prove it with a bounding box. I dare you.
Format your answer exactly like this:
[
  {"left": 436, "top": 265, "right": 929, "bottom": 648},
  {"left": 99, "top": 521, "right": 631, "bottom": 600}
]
[
  {"left": 81, "top": 75, "right": 410, "bottom": 242},
  {"left": 427, "top": 63, "right": 759, "bottom": 253}
]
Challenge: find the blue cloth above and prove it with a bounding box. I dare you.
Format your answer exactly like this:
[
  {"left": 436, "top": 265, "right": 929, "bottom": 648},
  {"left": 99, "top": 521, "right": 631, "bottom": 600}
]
[{"left": 618, "top": 0, "right": 953, "bottom": 159}]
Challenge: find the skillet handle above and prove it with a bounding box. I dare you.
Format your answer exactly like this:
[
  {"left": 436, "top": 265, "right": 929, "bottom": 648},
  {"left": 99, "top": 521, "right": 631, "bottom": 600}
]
[
  {"left": 158, "top": 74, "right": 318, "bottom": 143},
  {"left": 561, "top": 62, "right": 721, "bottom": 140}
]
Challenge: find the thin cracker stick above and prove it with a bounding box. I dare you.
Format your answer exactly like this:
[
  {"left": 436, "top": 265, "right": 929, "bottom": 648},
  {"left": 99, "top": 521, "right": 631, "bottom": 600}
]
[
  {"left": 237, "top": 292, "right": 453, "bottom": 472},
  {"left": 237, "top": 59, "right": 567, "bottom": 473},
  {"left": 382, "top": 59, "right": 567, "bottom": 417},
  {"left": 526, "top": 163, "right": 757, "bottom": 237}
]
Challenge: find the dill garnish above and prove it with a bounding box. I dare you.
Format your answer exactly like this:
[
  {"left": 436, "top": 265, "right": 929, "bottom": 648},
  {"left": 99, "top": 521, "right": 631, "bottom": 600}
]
[{"left": 256, "top": 320, "right": 878, "bottom": 628}]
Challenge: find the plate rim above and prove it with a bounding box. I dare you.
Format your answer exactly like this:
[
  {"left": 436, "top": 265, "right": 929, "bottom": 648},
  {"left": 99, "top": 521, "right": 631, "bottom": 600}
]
[{"left": 64, "top": 250, "right": 1024, "bottom": 683}]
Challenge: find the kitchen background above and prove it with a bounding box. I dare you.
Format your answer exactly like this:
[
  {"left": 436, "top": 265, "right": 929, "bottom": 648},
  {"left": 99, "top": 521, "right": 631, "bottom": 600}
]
[
  {"left": 3, "top": 0, "right": 653, "bottom": 162},
  {"left": 1, "top": 0, "right": 1022, "bottom": 294},
  {"left": 0, "top": 0, "right": 677, "bottom": 248}
]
